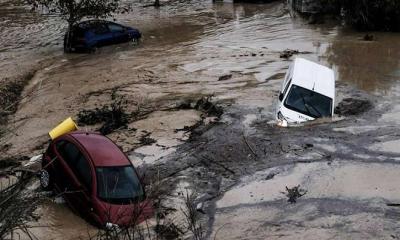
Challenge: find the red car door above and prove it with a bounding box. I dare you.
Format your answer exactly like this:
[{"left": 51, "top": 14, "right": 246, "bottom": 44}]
[{"left": 54, "top": 140, "right": 93, "bottom": 218}]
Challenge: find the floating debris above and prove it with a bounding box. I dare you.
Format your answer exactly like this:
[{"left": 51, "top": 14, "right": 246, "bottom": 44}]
[
  {"left": 194, "top": 97, "right": 223, "bottom": 118},
  {"left": 335, "top": 98, "right": 372, "bottom": 116},
  {"left": 279, "top": 49, "right": 312, "bottom": 59},
  {"left": 0, "top": 156, "right": 27, "bottom": 170},
  {"left": 154, "top": 223, "right": 184, "bottom": 240},
  {"left": 177, "top": 96, "right": 223, "bottom": 118},
  {"left": 218, "top": 74, "right": 232, "bottom": 81},
  {"left": 0, "top": 166, "right": 39, "bottom": 239},
  {"left": 139, "top": 132, "right": 156, "bottom": 145},
  {"left": 284, "top": 185, "right": 307, "bottom": 204},
  {"left": 77, "top": 99, "right": 129, "bottom": 135},
  {"left": 363, "top": 34, "right": 374, "bottom": 41},
  {"left": 265, "top": 173, "right": 276, "bottom": 180},
  {"left": 280, "top": 49, "right": 299, "bottom": 59}
]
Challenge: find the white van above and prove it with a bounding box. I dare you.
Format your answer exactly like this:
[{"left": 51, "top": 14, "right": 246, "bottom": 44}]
[{"left": 276, "top": 58, "right": 335, "bottom": 126}]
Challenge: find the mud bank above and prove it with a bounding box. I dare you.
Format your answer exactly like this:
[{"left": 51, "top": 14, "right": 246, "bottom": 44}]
[{"left": 212, "top": 161, "right": 400, "bottom": 239}]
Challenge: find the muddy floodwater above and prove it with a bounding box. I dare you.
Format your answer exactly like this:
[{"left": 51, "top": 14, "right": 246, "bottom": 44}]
[{"left": 1, "top": 0, "right": 400, "bottom": 239}]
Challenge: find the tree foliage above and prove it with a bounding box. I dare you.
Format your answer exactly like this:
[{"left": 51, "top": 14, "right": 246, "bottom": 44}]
[
  {"left": 340, "top": 0, "right": 400, "bottom": 31},
  {"left": 27, "top": 0, "right": 120, "bottom": 27},
  {"left": 320, "top": 0, "right": 400, "bottom": 31}
]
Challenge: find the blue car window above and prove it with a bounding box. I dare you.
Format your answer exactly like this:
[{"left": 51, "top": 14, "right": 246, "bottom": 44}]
[
  {"left": 108, "top": 23, "right": 124, "bottom": 32},
  {"left": 94, "top": 23, "right": 109, "bottom": 34}
]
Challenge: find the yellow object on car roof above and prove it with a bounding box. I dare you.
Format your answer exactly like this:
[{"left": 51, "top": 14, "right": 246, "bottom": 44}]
[{"left": 49, "top": 117, "right": 78, "bottom": 140}]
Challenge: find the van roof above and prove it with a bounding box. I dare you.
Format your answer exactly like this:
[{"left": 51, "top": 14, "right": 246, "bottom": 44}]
[{"left": 291, "top": 58, "right": 335, "bottom": 99}]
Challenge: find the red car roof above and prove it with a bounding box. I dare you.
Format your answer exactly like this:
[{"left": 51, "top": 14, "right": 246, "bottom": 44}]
[{"left": 69, "top": 132, "right": 130, "bottom": 167}]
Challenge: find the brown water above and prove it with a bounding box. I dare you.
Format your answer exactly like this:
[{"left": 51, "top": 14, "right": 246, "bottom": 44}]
[
  {"left": 327, "top": 30, "right": 400, "bottom": 93},
  {"left": 1, "top": 0, "right": 400, "bottom": 239}
]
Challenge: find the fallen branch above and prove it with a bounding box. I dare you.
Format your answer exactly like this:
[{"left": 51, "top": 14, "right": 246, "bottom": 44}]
[
  {"left": 242, "top": 133, "right": 257, "bottom": 157},
  {"left": 200, "top": 156, "right": 235, "bottom": 175},
  {"left": 213, "top": 223, "right": 231, "bottom": 240}
]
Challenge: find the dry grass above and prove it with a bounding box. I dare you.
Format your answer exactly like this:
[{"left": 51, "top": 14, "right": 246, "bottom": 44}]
[{"left": 0, "top": 168, "right": 40, "bottom": 239}]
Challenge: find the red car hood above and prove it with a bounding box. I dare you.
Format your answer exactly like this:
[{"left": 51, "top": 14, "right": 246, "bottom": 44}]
[{"left": 99, "top": 199, "right": 154, "bottom": 226}]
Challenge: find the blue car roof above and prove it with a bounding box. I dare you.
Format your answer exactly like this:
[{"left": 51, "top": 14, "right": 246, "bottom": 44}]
[{"left": 75, "top": 20, "right": 117, "bottom": 29}]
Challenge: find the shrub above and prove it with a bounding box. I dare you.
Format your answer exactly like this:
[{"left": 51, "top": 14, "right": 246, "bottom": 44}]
[{"left": 340, "top": 0, "right": 400, "bottom": 31}]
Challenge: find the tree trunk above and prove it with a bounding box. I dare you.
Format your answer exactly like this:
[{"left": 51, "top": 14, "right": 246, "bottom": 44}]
[
  {"left": 64, "top": 20, "right": 74, "bottom": 53},
  {"left": 154, "top": 0, "right": 160, "bottom": 7}
]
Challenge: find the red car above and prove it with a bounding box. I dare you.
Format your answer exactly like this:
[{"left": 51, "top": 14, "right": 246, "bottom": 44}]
[{"left": 40, "top": 131, "right": 153, "bottom": 227}]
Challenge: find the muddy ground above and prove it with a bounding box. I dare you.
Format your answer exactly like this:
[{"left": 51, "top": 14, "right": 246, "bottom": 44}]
[{"left": 1, "top": 0, "right": 400, "bottom": 239}]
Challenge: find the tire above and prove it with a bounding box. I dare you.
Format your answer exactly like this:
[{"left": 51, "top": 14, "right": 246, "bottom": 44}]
[
  {"left": 39, "top": 169, "right": 52, "bottom": 191},
  {"left": 132, "top": 38, "right": 139, "bottom": 45}
]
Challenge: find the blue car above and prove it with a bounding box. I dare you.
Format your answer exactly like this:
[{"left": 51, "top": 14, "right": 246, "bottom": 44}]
[{"left": 64, "top": 20, "right": 141, "bottom": 52}]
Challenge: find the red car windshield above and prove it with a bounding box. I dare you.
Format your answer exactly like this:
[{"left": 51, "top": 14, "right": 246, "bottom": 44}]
[{"left": 96, "top": 166, "right": 144, "bottom": 204}]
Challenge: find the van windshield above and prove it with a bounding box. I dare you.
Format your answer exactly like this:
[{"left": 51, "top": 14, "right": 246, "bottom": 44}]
[
  {"left": 284, "top": 85, "right": 332, "bottom": 118},
  {"left": 96, "top": 166, "right": 144, "bottom": 204}
]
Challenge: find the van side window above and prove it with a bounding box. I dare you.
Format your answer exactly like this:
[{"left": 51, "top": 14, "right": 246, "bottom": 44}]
[
  {"left": 281, "top": 64, "right": 293, "bottom": 92},
  {"left": 56, "top": 141, "right": 92, "bottom": 191},
  {"left": 283, "top": 78, "right": 292, "bottom": 96}
]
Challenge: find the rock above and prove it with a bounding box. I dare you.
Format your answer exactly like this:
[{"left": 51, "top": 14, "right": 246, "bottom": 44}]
[
  {"left": 308, "top": 14, "right": 325, "bottom": 25},
  {"left": 279, "top": 49, "right": 313, "bottom": 59},
  {"left": 305, "top": 143, "right": 313, "bottom": 148},
  {"left": 363, "top": 34, "right": 374, "bottom": 41},
  {"left": 265, "top": 173, "right": 276, "bottom": 180},
  {"left": 196, "top": 202, "right": 206, "bottom": 214},
  {"left": 218, "top": 74, "right": 232, "bottom": 81},
  {"left": 280, "top": 49, "right": 299, "bottom": 59},
  {"left": 23, "top": 155, "right": 42, "bottom": 168}
]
